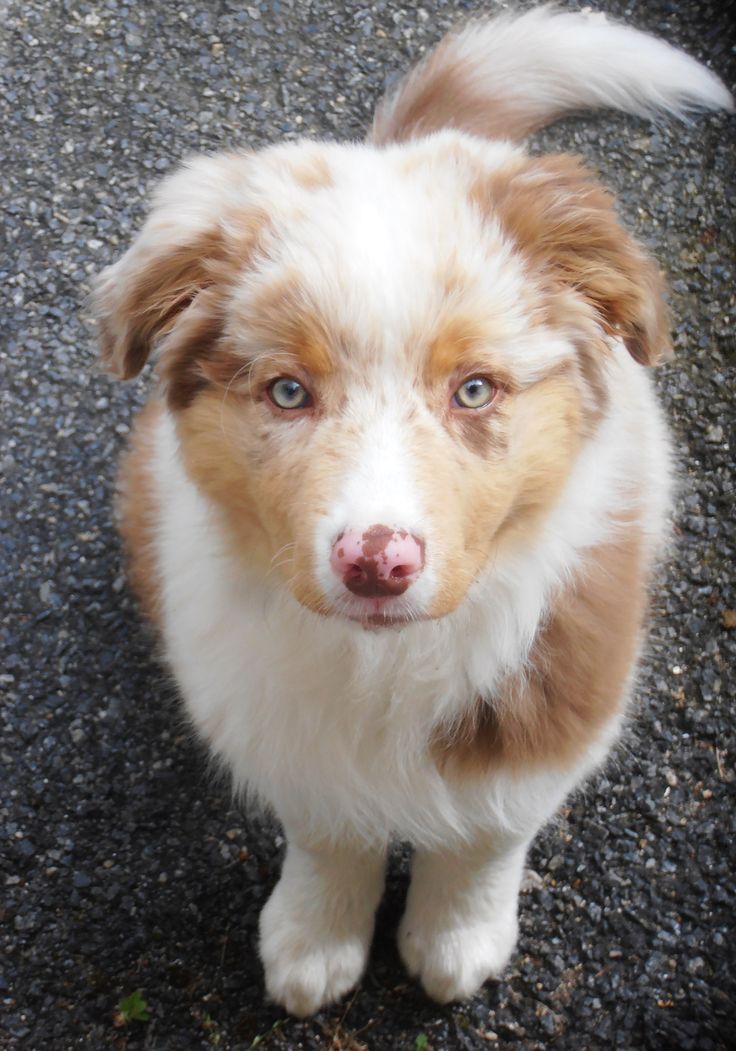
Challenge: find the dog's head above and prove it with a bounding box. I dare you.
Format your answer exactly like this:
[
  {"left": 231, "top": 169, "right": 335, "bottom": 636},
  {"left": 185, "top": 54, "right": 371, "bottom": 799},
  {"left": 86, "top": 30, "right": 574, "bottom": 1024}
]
[{"left": 94, "top": 132, "right": 670, "bottom": 627}]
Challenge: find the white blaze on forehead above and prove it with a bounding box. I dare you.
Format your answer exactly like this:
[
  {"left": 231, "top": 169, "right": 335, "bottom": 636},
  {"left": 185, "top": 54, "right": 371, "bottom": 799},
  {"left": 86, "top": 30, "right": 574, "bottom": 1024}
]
[
  {"left": 250, "top": 138, "right": 578, "bottom": 383},
  {"left": 258, "top": 154, "right": 441, "bottom": 345}
]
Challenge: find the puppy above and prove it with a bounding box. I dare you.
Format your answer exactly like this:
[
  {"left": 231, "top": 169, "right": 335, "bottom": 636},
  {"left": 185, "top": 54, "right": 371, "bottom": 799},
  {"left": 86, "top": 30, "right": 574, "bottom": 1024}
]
[{"left": 93, "top": 6, "right": 732, "bottom": 1017}]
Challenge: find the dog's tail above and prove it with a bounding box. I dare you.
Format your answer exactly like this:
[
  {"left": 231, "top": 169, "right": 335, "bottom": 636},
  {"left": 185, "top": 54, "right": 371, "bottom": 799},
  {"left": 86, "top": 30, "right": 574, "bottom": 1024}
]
[{"left": 370, "top": 5, "right": 733, "bottom": 145}]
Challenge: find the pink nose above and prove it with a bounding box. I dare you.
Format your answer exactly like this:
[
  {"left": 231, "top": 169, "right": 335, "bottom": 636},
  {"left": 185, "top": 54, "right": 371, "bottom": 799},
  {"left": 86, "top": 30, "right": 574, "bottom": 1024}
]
[{"left": 330, "top": 525, "right": 425, "bottom": 598}]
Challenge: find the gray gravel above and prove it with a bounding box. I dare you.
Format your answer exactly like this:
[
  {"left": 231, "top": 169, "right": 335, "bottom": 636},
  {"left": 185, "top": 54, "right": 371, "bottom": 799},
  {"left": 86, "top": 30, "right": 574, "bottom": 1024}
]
[{"left": 1, "top": 1, "right": 734, "bottom": 1049}]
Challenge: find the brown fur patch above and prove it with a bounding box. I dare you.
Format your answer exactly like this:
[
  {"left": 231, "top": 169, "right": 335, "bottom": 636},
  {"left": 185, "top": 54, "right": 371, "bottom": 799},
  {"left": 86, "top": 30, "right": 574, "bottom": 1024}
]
[
  {"left": 371, "top": 32, "right": 555, "bottom": 145},
  {"left": 97, "top": 229, "right": 226, "bottom": 380},
  {"left": 117, "top": 400, "right": 165, "bottom": 623},
  {"left": 452, "top": 411, "right": 503, "bottom": 459},
  {"left": 159, "top": 287, "right": 232, "bottom": 410},
  {"left": 241, "top": 274, "right": 336, "bottom": 380},
  {"left": 471, "top": 154, "right": 672, "bottom": 368},
  {"left": 163, "top": 273, "right": 338, "bottom": 414},
  {"left": 433, "top": 526, "right": 647, "bottom": 774},
  {"left": 94, "top": 207, "right": 266, "bottom": 383},
  {"left": 571, "top": 330, "right": 610, "bottom": 427}
]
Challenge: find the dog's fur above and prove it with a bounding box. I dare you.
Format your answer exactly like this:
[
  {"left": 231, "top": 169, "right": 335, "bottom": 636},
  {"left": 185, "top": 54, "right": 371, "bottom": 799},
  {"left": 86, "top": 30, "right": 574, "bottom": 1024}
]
[{"left": 93, "top": 5, "right": 732, "bottom": 1016}]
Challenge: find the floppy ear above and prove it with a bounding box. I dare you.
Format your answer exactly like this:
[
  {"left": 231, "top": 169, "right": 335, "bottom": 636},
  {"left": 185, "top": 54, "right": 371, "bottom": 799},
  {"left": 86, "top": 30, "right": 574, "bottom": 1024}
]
[
  {"left": 477, "top": 154, "right": 672, "bottom": 365},
  {"left": 92, "top": 152, "right": 259, "bottom": 381}
]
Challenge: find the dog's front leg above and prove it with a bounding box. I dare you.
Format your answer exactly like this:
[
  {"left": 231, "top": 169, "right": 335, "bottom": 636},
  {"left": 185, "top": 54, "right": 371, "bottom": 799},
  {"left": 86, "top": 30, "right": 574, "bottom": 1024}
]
[
  {"left": 259, "top": 834, "right": 386, "bottom": 1016},
  {"left": 399, "top": 835, "right": 528, "bottom": 1003}
]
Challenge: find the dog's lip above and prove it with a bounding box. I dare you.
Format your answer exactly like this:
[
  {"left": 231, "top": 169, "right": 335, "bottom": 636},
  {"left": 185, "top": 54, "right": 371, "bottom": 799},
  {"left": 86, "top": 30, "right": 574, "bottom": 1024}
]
[
  {"left": 350, "top": 612, "right": 415, "bottom": 629},
  {"left": 328, "top": 596, "right": 420, "bottom": 626},
  {"left": 327, "top": 592, "right": 424, "bottom": 629},
  {"left": 344, "top": 605, "right": 427, "bottom": 629}
]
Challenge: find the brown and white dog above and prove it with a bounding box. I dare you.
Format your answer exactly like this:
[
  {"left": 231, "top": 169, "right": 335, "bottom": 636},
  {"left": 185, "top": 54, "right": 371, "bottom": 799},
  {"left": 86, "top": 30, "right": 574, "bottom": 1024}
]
[{"left": 93, "top": 6, "right": 732, "bottom": 1017}]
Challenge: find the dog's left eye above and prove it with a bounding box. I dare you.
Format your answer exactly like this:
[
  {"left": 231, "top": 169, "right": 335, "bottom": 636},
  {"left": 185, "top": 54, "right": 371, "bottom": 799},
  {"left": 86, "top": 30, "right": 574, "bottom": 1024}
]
[
  {"left": 453, "top": 377, "right": 496, "bottom": 409},
  {"left": 268, "top": 377, "right": 312, "bottom": 410}
]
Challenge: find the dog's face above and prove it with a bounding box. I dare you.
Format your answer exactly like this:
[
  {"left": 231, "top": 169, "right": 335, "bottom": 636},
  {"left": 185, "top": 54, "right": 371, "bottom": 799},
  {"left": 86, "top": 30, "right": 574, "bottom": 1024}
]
[{"left": 95, "top": 133, "right": 669, "bottom": 626}]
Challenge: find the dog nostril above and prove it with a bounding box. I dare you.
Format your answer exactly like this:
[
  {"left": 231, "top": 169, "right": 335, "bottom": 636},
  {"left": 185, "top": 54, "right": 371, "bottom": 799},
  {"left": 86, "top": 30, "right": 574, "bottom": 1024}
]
[
  {"left": 345, "top": 564, "right": 366, "bottom": 584},
  {"left": 389, "top": 564, "right": 412, "bottom": 579}
]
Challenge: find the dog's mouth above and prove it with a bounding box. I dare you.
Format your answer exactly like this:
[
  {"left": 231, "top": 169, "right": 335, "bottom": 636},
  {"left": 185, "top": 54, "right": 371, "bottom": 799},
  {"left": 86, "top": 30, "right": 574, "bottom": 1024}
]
[
  {"left": 341, "top": 596, "right": 424, "bottom": 630},
  {"left": 353, "top": 612, "right": 414, "bottom": 630}
]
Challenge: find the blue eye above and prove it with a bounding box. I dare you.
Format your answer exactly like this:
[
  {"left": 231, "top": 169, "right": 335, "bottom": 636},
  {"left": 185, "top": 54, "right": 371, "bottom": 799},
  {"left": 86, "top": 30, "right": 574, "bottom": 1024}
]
[
  {"left": 268, "top": 377, "right": 312, "bottom": 410},
  {"left": 453, "top": 377, "right": 496, "bottom": 409}
]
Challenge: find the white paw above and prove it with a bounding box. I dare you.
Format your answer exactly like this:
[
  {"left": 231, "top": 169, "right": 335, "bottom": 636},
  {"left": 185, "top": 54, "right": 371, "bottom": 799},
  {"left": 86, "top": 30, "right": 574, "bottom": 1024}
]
[
  {"left": 259, "top": 882, "right": 371, "bottom": 1016},
  {"left": 398, "top": 911, "right": 518, "bottom": 1004}
]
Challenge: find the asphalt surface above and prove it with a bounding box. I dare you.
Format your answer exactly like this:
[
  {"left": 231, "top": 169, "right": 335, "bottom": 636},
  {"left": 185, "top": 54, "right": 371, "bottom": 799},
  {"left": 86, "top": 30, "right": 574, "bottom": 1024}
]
[{"left": 1, "top": 1, "right": 734, "bottom": 1049}]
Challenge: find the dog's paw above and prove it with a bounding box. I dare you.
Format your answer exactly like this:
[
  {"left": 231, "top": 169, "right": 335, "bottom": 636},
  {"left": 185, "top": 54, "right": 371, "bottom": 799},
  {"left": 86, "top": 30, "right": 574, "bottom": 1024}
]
[
  {"left": 261, "top": 932, "right": 368, "bottom": 1017},
  {"left": 398, "top": 910, "right": 518, "bottom": 1004},
  {"left": 259, "top": 882, "right": 371, "bottom": 1016}
]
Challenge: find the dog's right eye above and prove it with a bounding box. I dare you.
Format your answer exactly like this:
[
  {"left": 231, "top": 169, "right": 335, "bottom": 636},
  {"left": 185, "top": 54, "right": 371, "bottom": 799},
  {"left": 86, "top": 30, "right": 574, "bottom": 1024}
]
[
  {"left": 267, "top": 377, "right": 312, "bottom": 411},
  {"left": 452, "top": 376, "right": 497, "bottom": 410}
]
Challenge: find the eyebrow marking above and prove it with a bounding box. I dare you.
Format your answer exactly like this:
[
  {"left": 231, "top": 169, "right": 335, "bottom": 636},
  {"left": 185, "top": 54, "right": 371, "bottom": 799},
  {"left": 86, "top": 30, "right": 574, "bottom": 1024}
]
[
  {"left": 423, "top": 313, "right": 517, "bottom": 392},
  {"left": 425, "top": 315, "right": 483, "bottom": 385},
  {"left": 247, "top": 274, "right": 335, "bottom": 378}
]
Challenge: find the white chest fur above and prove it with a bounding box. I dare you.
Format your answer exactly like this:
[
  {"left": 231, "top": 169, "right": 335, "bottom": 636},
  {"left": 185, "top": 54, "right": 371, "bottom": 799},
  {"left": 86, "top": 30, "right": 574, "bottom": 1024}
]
[{"left": 150, "top": 351, "right": 667, "bottom": 849}]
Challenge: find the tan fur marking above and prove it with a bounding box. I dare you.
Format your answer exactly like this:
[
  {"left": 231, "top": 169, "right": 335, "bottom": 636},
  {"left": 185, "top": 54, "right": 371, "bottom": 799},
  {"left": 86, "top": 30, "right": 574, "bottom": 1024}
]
[
  {"left": 425, "top": 315, "right": 481, "bottom": 385},
  {"left": 175, "top": 390, "right": 333, "bottom": 615},
  {"left": 245, "top": 276, "right": 335, "bottom": 379},
  {"left": 424, "top": 315, "right": 516, "bottom": 391},
  {"left": 413, "top": 370, "right": 583, "bottom": 619},
  {"left": 175, "top": 392, "right": 269, "bottom": 552},
  {"left": 471, "top": 154, "right": 672, "bottom": 367},
  {"left": 433, "top": 527, "right": 647, "bottom": 774},
  {"left": 289, "top": 153, "right": 333, "bottom": 191},
  {"left": 291, "top": 324, "right": 333, "bottom": 379},
  {"left": 440, "top": 261, "right": 470, "bottom": 300},
  {"left": 116, "top": 400, "right": 165, "bottom": 624},
  {"left": 495, "top": 373, "right": 583, "bottom": 546}
]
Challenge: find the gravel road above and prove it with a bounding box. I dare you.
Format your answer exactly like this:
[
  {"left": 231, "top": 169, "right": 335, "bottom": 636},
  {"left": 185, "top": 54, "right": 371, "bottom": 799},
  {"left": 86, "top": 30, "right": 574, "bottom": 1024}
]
[{"left": 2, "top": 1, "right": 734, "bottom": 1048}]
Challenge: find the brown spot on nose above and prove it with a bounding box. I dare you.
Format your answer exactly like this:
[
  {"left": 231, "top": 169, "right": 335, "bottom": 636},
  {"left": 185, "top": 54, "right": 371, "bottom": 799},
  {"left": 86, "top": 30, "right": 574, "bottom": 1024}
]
[{"left": 361, "top": 524, "right": 394, "bottom": 559}]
